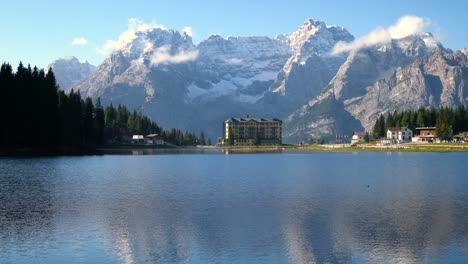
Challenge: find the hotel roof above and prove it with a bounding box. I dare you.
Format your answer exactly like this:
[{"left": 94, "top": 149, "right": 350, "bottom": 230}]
[{"left": 225, "top": 117, "right": 282, "bottom": 123}]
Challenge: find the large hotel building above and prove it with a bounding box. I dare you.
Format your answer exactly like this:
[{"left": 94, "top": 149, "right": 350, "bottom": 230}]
[{"left": 217, "top": 117, "right": 282, "bottom": 146}]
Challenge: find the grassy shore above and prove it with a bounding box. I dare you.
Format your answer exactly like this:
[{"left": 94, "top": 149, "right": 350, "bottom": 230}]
[
  {"left": 294, "top": 143, "right": 468, "bottom": 152},
  {"left": 206, "top": 142, "right": 468, "bottom": 153}
]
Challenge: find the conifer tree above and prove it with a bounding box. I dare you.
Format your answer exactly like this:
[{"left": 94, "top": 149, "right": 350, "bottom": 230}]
[
  {"left": 82, "top": 97, "right": 95, "bottom": 147},
  {"left": 199, "top": 131, "right": 206, "bottom": 145},
  {"left": 364, "top": 132, "right": 370, "bottom": 143},
  {"left": 416, "top": 109, "right": 426, "bottom": 127},
  {"left": 94, "top": 98, "right": 105, "bottom": 145},
  {"left": 227, "top": 128, "right": 234, "bottom": 145},
  {"left": 253, "top": 128, "right": 261, "bottom": 146}
]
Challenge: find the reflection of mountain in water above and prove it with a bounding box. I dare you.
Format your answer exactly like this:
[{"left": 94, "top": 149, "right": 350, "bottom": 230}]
[
  {"left": 279, "top": 155, "right": 467, "bottom": 264},
  {"left": 0, "top": 153, "right": 467, "bottom": 264}
]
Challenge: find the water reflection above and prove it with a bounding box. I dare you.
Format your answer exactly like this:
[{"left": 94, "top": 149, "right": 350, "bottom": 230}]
[
  {"left": 0, "top": 152, "right": 467, "bottom": 264},
  {"left": 0, "top": 159, "right": 57, "bottom": 255}
]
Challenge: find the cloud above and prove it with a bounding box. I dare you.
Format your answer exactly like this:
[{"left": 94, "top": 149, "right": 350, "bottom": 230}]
[
  {"left": 223, "top": 58, "right": 244, "bottom": 64},
  {"left": 182, "top": 26, "right": 193, "bottom": 37},
  {"left": 72, "top": 37, "right": 88, "bottom": 45},
  {"left": 331, "top": 16, "right": 431, "bottom": 55},
  {"left": 150, "top": 45, "right": 199, "bottom": 67},
  {"left": 97, "top": 18, "right": 167, "bottom": 56}
]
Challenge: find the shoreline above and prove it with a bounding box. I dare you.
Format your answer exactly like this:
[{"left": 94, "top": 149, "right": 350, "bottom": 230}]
[
  {"left": 2, "top": 143, "right": 468, "bottom": 157},
  {"left": 205, "top": 143, "right": 468, "bottom": 153}
]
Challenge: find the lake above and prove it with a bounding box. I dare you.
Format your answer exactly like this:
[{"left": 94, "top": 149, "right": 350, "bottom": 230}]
[{"left": 0, "top": 150, "right": 467, "bottom": 264}]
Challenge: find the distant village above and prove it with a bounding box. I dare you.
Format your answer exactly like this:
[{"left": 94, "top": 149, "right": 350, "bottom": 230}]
[
  {"left": 129, "top": 116, "right": 468, "bottom": 147},
  {"left": 351, "top": 127, "right": 468, "bottom": 145}
]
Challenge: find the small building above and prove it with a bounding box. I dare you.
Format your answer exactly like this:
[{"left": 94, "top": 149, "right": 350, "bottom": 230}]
[
  {"left": 131, "top": 135, "right": 145, "bottom": 144},
  {"left": 453, "top": 132, "right": 468, "bottom": 142},
  {"left": 146, "top": 134, "right": 165, "bottom": 145},
  {"left": 351, "top": 132, "right": 369, "bottom": 144},
  {"left": 221, "top": 117, "right": 282, "bottom": 146},
  {"left": 387, "top": 127, "right": 413, "bottom": 143},
  {"left": 216, "top": 137, "right": 225, "bottom": 146},
  {"left": 413, "top": 127, "right": 440, "bottom": 143}
]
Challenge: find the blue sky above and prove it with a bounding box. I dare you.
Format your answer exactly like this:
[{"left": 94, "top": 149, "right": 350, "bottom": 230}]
[{"left": 2, "top": 0, "right": 467, "bottom": 68}]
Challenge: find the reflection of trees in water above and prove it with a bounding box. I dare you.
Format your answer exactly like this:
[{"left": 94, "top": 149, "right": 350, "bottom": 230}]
[{"left": 0, "top": 159, "right": 56, "bottom": 252}]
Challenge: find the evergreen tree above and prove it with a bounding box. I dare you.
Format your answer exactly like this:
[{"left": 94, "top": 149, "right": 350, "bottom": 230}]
[
  {"left": 207, "top": 138, "right": 212, "bottom": 146},
  {"left": 400, "top": 111, "right": 410, "bottom": 127},
  {"left": 94, "top": 98, "right": 105, "bottom": 145},
  {"left": 227, "top": 128, "right": 234, "bottom": 145},
  {"left": 82, "top": 97, "right": 95, "bottom": 147},
  {"left": 0, "top": 63, "right": 14, "bottom": 148},
  {"left": 253, "top": 128, "right": 261, "bottom": 146},
  {"left": 436, "top": 114, "right": 453, "bottom": 140},
  {"left": 416, "top": 108, "right": 426, "bottom": 127},
  {"left": 199, "top": 131, "right": 206, "bottom": 145},
  {"left": 42, "top": 69, "right": 59, "bottom": 148},
  {"left": 386, "top": 113, "right": 395, "bottom": 129},
  {"left": 364, "top": 132, "right": 370, "bottom": 143},
  {"left": 373, "top": 114, "right": 386, "bottom": 139}
]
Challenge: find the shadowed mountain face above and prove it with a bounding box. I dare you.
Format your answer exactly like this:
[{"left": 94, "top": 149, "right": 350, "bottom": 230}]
[
  {"left": 61, "top": 18, "right": 467, "bottom": 142},
  {"left": 47, "top": 56, "right": 96, "bottom": 90}
]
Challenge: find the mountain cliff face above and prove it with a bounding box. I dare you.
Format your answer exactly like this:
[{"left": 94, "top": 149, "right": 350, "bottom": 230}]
[
  {"left": 263, "top": 19, "right": 354, "bottom": 114},
  {"left": 66, "top": 18, "right": 467, "bottom": 142},
  {"left": 284, "top": 42, "right": 467, "bottom": 142},
  {"left": 347, "top": 49, "right": 468, "bottom": 131},
  {"left": 48, "top": 56, "right": 95, "bottom": 90}
]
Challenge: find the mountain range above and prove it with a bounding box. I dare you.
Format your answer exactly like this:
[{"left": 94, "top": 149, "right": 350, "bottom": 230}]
[
  {"left": 48, "top": 56, "right": 96, "bottom": 90},
  {"left": 50, "top": 19, "right": 468, "bottom": 142}
]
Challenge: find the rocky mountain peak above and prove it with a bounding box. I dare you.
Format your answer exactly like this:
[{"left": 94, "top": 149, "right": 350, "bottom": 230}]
[
  {"left": 461, "top": 47, "right": 468, "bottom": 57},
  {"left": 48, "top": 57, "right": 96, "bottom": 90},
  {"left": 277, "top": 18, "right": 353, "bottom": 54},
  {"left": 269, "top": 19, "right": 354, "bottom": 97}
]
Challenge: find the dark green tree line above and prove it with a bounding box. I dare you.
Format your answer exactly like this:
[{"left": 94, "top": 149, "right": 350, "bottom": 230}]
[
  {"left": 0, "top": 62, "right": 203, "bottom": 153},
  {"left": 373, "top": 106, "right": 468, "bottom": 138}
]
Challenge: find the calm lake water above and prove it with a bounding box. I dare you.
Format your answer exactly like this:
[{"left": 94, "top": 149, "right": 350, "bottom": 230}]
[{"left": 0, "top": 150, "right": 467, "bottom": 264}]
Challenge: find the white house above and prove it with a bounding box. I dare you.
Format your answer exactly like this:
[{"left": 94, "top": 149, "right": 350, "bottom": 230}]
[
  {"left": 351, "top": 132, "right": 368, "bottom": 144},
  {"left": 131, "top": 135, "right": 145, "bottom": 144},
  {"left": 387, "top": 127, "right": 413, "bottom": 143}
]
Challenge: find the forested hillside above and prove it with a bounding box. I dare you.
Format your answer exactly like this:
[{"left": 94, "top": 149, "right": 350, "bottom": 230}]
[{"left": 0, "top": 62, "right": 204, "bottom": 154}]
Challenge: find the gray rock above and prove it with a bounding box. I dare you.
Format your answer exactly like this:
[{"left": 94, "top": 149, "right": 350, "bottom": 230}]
[{"left": 47, "top": 56, "right": 95, "bottom": 90}]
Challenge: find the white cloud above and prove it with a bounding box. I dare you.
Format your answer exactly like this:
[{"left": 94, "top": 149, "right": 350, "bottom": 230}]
[
  {"left": 72, "top": 37, "right": 88, "bottom": 45},
  {"left": 223, "top": 58, "right": 244, "bottom": 64},
  {"left": 182, "top": 27, "right": 193, "bottom": 37},
  {"left": 150, "top": 45, "right": 199, "bottom": 67},
  {"left": 331, "top": 16, "right": 431, "bottom": 55},
  {"left": 97, "top": 18, "right": 167, "bottom": 56}
]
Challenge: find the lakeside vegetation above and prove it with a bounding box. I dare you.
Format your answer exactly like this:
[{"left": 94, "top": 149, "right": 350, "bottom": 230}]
[
  {"left": 0, "top": 62, "right": 205, "bottom": 155},
  {"left": 373, "top": 106, "right": 468, "bottom": 139}
]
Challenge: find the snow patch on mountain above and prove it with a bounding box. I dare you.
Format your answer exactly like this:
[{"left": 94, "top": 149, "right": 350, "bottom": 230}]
[{"left": 270, "top": 18, "right": 354, "bottom": 95}]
